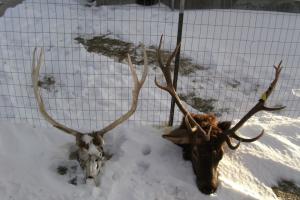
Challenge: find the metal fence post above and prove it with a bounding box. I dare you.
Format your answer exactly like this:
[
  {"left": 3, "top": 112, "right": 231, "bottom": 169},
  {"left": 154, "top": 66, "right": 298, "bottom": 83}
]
[{"left": 168, "top": 0, "right": 185, "bottom": 126}]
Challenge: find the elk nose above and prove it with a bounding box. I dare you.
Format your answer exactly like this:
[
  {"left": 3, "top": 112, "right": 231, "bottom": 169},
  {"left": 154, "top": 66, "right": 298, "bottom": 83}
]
[
  {"left": 197, "top": 179, "right": 217, "bottom": 195},
  {"left": 87, "top": 176, "right": 94, "bottom": 179},
  {"left": 200, "top": 185, "right": 217, "bottom": 195}
]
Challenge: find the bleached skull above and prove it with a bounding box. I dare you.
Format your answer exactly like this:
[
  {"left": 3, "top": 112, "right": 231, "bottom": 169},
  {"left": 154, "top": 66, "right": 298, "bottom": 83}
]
[{"left": 77, "top": 134, "right": 105, "bottom": 180}]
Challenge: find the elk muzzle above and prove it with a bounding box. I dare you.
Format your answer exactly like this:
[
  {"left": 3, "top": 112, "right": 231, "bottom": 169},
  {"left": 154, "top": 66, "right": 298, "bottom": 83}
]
[
  {"left": 195, "top": 166, "right": 219, "bottom": 194},
  {"left": 191, "top": 146, "right": 222, "bottom": 195}
]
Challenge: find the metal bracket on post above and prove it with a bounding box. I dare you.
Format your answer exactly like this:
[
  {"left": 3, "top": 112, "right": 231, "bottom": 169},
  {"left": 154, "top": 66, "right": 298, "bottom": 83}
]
[{"left": 168, "top": 0, "right": 185, "bottom": 126}]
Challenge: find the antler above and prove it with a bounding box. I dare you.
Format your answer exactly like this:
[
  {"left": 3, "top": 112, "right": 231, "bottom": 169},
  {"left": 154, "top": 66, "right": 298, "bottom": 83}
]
[
  {"left": 32, "top": 47, "right": 148, "bottom": 137},
  {"left": 155, "top": 35, "right": 210, "bottom": 141},
  {"left": 224, "top": 61, "right": 285, "bottom": 145},
  {"left": 93, "top": 47, "right": 148, "bottom": 136},
  {"left": 32, "top": 48, "right": 82, "bottom": 137}
]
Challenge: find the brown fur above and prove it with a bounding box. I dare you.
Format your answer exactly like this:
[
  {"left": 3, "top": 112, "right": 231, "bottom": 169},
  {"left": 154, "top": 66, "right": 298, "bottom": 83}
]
[
  {"left": 176, "top": 113, "right": 231, "bottom": 194},
  {"left": 179, "top": 113, "right": 222, "bottom": 138}
]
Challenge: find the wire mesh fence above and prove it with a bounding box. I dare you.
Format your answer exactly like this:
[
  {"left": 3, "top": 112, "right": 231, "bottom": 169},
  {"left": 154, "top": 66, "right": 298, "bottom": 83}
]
[
  {"left": 0, "top": 0, "right": 299, "bottom": 131},
  {"left": 179, "top": 8, "right": 300, "bottom": 121}
]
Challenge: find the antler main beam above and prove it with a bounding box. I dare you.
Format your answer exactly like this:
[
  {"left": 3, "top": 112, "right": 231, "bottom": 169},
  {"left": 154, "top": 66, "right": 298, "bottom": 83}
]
[
  {"left": 32, "top": 48, "right": 82, "bottom": 137},
  {"left": 224, "top": 61, "right": 285, "bottom": 142},
  {"left": 94, "top": 47, "right": 148, "bottom": 136},
  {"left": 155, "top": 35, "right": 210, "bottom": 141},
  {"left": 32, "top": 47, "right": 148, "bottom": 137}
]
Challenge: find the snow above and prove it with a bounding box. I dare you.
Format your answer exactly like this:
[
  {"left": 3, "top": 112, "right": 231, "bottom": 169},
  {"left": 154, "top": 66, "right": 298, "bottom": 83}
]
[
  {"left": 0, "top": 1, "right": 299, "bottom": 200},
  {"left": 0, "top": 113, "right": 299, "bottom": 200},
  {"left": 83, "top": 134, "right": 93, "bottom": 144}
]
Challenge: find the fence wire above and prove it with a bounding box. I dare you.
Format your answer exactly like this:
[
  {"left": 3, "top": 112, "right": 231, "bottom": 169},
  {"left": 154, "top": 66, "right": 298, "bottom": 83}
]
[
  {"left": 179, "top": 8, "right": 300, "bottom": 122},
  {"left": 0, "top": 0, "right": 299, "bottom": 131}
]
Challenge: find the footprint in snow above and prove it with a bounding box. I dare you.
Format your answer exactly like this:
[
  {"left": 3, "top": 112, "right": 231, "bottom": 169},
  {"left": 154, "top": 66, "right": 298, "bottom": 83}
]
[
  {"left": 136, "top": 160, "right": 150, "bottom": 174},
  {"left": 141, "top": 144, "right": 151, "bottom": 156}
]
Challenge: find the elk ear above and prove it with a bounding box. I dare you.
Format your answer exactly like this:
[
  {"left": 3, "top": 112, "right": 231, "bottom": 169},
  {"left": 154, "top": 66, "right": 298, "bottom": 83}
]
[
  {"left": 162, "top": 128, "right": 191, "bottom": 144},
  {"left": 218, "top": 121, "right": 232, "bottom": 131}
]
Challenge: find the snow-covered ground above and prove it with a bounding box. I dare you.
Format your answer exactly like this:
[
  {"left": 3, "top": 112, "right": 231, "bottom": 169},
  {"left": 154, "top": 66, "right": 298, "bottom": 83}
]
[
  {"left": 0, "top": 1, "right": 299, "bottom": 200},
  {"left": 0, "top": 113, "right": 299, "bottom": 200}
]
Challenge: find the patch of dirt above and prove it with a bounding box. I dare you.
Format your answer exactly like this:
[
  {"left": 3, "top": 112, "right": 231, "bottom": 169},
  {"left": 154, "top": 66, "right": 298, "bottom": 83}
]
[
  {"left": 56, "top": 166, "right": 68, "bottom": 175},
  {"left": 75, "top": 35, "right": 132, "bottom": 62},
  {"left": 179, "top": 91, "right": 230, "bottom": 116},
  {"left": 226, "top": 79, "right": 240, "bottom": 88},
  {"left": 75, "top": 34, "right": 230, "bottom": 115},
  {"left": 272, "top": 180, "right": 300, "bottom": 200},
  {"left": 179, "top": 92, "right": 216, "bottom": 113},
  {"left": 75, "top": 34, "right": 205, "bottom": 75},
  {"left": 56, "top": 160, "right": 85, "bottom": 186},
  {"left": 38, "top": 74, "right": 56, "bottom": 92},
  {"left": 0, "top": 0, "right": 23, "bottom": 17},
  {"left": 178, "top": 57, "right": 207, "bottom": 75}
]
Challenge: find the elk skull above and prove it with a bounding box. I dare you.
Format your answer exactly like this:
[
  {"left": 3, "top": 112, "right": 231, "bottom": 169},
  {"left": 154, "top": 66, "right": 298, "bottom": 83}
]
[
  {"left": 155, "top": 35, "right": 285, "bottom": 194},
  {"left": 76, "top": 134, "right": 105, "bottom": 180},
  {"left": 32, "top": 47, "right": 148, "bottom": 182}
]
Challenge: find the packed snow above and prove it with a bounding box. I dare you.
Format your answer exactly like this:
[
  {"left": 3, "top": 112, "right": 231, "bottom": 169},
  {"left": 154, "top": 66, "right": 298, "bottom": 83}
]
[{"left": 0, "top": 1, "right": 299, "bottom": 200}]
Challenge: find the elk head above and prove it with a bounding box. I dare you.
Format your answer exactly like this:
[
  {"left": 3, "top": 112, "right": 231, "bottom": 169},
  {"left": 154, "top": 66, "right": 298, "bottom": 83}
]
[
  {"left": 32, "top": 47, "right": 148, "bottom": 182},
  {"left": 155, "top": 35, "right": 285, "bottom": 194}
]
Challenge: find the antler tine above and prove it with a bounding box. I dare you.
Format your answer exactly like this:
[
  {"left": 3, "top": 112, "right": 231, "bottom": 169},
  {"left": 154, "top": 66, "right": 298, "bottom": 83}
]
[
  {"left": 32, "top": 48, "right": 82, "bottom": 137},
  {"left": 261, "top": 60, "right": 283, "bottom": 101},
  {"left": 166, "top": 42, "right": 181, "bottom": 70},
  {"left": 155, "top": 35, "right": 210, "bottom": 141},
  {"left": 184, "top": 115, "right": 210, "bottom": 140},
  {"left": 94, "top": 46, "right": 148, "bottom": 136},
  {"left": 184, "top": 115, "right": 197, "bottom": 132},
  {"left": 155, "top": 35, "right": 185, "bottom": 113},
  {"left": 224, "top": 135, "right": 240, "bottom": 150},
  {"left": 224, "top": 61, "right": 285, "bottom": 143},
  {"left": 156, "top": 35, "right": 174, "bottom": 86},
  {"left": 230, "top": 130, "right": 264, "bottom": 143}
]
